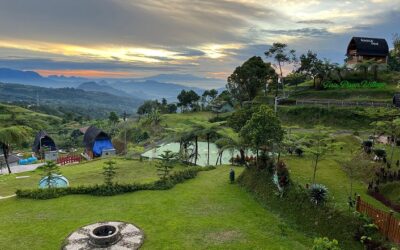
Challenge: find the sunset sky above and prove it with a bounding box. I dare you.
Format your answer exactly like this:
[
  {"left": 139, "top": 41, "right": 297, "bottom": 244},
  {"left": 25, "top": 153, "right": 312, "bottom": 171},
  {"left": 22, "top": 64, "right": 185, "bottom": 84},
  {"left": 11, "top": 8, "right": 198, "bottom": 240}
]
[{"left": 0, "top": 0, "right": 399, "bottom": 85}]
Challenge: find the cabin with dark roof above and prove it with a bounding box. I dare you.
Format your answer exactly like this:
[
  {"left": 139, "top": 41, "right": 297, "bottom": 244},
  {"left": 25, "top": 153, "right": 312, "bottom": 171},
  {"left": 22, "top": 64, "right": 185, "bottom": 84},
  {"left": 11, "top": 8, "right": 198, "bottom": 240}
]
[
  {"left": 346, "top": 37, "right": 389, "bottom": 65},
  {"left": 83, "top": 126, "right": 116, "bottom": 159},
  {"left": 32, "top": 130, "right": 58, "bottom": 160}
]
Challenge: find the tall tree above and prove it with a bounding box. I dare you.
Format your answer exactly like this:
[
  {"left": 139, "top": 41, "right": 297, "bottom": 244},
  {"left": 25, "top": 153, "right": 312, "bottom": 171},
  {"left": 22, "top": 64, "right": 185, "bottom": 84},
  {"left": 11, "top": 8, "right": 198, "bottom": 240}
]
[
  {"left": 177, "top": 90, "right": 200, "bottom": 112},
  {"left": 388, "top": 34, "right": 400, "bottom": 71},
  {"left": 240, "top": 105, "right": 284, "bottom": 166},
  {"left": 303, "top": 127, "right": 342, "bottom": 184},
  {"left": 227, "top": 56, "right": 276, "bottom": 105},
  {"left": 297, "top": 50, "right": 324, "bottom": 88},
  {"left": 191, "top": 120, "right": 224, "bottom": 166},
  {"left": 265, "top": 43, "right": 297, "bottom": 93},
  {"left": 0, "top": 126, "right": 31, "bottom": 174}
]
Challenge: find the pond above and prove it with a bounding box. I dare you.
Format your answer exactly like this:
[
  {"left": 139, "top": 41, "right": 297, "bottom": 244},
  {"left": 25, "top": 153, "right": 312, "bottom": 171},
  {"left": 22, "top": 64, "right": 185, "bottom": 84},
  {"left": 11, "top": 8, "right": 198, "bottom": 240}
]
[{"left": 141, "top": 142, "right": 237, "bottom": 166}]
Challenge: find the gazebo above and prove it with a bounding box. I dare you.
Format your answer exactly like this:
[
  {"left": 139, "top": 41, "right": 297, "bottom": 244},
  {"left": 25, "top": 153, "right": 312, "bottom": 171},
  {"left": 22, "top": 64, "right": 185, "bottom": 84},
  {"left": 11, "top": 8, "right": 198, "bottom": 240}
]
[{"left": 83, "top": 126, "right": 115, "bottom": 158}]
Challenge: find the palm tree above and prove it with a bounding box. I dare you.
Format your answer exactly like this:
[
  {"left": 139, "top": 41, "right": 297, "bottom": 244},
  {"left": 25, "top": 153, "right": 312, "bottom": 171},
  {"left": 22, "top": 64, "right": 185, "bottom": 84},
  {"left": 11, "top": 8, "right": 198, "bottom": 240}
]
[
  {"left": 0, "top": 126, "right": 31, "bottom": 174},
  {"left": 214, "top": 136, "right": 240, "bottom": 165},
  {"left": 190, "top": 121, "right": 225, "bottom": 166}
]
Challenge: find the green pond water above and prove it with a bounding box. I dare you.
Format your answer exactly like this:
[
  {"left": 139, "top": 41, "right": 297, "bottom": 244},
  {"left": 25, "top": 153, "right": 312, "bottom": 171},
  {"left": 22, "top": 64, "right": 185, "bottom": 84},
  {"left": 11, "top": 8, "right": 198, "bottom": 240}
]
[{"left": 141, "top": 142, "right": 236, "bottom": 166}]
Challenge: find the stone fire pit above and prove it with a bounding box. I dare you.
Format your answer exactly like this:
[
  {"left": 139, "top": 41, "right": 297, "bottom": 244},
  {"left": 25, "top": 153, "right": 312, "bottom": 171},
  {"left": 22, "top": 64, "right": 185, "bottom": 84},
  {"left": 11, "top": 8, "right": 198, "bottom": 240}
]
[{"left": 63, "top": 221, "right": 144, "bottom": 249}]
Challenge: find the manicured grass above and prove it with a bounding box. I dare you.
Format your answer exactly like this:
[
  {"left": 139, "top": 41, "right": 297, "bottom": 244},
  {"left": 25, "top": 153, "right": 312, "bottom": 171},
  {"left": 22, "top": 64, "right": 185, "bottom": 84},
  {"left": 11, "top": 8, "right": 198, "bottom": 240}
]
[
  {"left": 161, "top": 112, "right": 214, "bottom": 127},
  {"left": 283, "top": 134, "right": 400, "bottom": 213},
  {"left": 0, "top": 158, "right": 185, "bottom": 196},
  {"left": 0, "top": 166, "right": 312, "bottom": 250}
]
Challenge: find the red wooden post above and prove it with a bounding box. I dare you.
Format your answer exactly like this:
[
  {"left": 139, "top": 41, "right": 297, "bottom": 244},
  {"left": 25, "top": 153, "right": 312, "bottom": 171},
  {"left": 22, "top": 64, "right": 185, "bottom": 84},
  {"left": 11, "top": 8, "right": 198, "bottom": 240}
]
[
  {"left": 386, "top": 210, "right": 394, "bottom": 240},
  {"left": 356, "top": 195, "right": 361, "bottom": 211}
]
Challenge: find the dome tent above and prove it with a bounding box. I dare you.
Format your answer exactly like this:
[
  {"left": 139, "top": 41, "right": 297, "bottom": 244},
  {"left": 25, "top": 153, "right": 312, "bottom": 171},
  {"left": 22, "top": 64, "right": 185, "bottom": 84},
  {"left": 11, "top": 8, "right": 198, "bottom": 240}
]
[
  {"left": 32, "top": 130, "right": 57, "bottom": 154},
  {"left": 83, "top": 126, "right": 115, "bottom": 158}
]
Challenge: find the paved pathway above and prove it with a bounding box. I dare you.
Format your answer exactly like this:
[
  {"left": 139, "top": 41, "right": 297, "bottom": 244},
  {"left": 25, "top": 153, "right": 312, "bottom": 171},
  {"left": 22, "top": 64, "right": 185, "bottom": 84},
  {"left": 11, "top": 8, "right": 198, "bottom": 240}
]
[
  {"left": 0, "top": 163, "right": 44, "bottom": 175},
  {"left": 0, "top": 194, "right": 16, "bottom": 200}
]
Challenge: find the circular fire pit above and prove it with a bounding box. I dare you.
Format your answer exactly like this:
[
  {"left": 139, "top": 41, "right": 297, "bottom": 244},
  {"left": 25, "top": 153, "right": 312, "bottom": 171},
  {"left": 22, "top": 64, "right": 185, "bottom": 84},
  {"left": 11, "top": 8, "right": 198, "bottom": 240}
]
[
  {"left": 89, "top": 224, "right": 121, "bottom": 247},
  {"left": 63, "top": 221, "right": 144, "bottom": 249}
]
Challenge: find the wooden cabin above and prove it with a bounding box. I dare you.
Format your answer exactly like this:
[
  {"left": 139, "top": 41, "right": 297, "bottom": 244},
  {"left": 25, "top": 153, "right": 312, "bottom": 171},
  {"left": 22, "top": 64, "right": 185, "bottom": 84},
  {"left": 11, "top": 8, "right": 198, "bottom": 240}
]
[{"left": 346, "top": 37, "right": 389, "bottom": 65}]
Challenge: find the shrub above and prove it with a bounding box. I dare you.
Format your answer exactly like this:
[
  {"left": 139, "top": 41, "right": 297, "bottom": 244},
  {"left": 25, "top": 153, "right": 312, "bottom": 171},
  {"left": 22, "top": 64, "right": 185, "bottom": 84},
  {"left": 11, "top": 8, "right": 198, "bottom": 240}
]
[
  {"left": 294, "top": 147, "right": 304, "bottom": 157},
  {"left": 309, "top": 184, "right": 329, "bottom": 205},
  {"left": 103, "top": 160, "right": 117, "bottom": 185},
  {"left": 276, "top": 161, "right": 290, "bottom": 188},
  {"left": 374, "top": 149, "right": 387, "bottom": 159},
  {"left": 156, "top": 150, "right": 178, "bottom": 180},
  {"left": 312, "top": 237, "right": 341, "bottom": 250}
]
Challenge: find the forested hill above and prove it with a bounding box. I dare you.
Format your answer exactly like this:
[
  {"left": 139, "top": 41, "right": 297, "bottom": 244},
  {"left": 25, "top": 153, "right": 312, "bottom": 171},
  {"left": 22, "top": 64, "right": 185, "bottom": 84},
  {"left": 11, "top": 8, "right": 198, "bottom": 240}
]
[{"left": 0, "top": 82, "right": 144, "bottom": 118}]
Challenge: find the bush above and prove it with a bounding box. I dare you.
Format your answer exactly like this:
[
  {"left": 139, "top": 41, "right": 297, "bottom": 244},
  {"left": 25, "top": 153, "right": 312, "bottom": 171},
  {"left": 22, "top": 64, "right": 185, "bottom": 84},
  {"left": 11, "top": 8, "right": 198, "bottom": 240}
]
[
  {"left": 16, "top": 166, "right": 215, "bottom": 199},
  {"left": 276, "top": 161, "right": 290, "bottom": 188},
  {"left": 294, "top": 147, "right": 304, "bottom": 157},
  {"left": 373, "top": 149, "right": 387, "bottom": 159},
  {"left": 309, "top": 184, "right": 329, "bottom": 205},
  {"left": 312, "top": 237, "right": 341, "bottom": 250}
]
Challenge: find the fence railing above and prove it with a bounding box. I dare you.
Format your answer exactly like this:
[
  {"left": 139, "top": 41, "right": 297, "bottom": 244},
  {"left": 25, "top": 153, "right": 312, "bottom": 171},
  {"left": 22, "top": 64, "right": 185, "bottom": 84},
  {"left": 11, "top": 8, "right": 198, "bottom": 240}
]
[
  {"left": 356, "top": 196, "right": 400, "bottom": 244},
  {"left": 295, "top": 99, "right": 392, "bottom": 108},
  {"left": 57, "top": 155, "right": 82, "bottom": 165}
]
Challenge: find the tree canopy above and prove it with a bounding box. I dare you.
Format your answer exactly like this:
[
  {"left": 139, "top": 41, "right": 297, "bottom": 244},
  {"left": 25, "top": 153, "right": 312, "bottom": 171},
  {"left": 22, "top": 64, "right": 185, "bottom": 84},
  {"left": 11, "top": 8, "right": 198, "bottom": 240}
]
[
  {"left": 240, "top": 105, "right": 284, "bottom": 152},
  {"left": 177, "top": 90, "right": 200, "bottom": 112},
  {"left": 227, "top": 56, "right": 276, "bottom": 105}
]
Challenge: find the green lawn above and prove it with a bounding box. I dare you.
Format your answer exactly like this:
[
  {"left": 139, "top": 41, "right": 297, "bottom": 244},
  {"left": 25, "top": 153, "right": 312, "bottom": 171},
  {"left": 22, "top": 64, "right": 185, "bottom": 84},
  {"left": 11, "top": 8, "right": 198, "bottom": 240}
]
[
  {"left": 161, "top": 112, "right": 214, "bottom": 128},
  {"left": 0, "top": 158, "right": 185, "bottom": 196},
  {"left": 0, "top": 166, "right": 313, "bottom": 250},
  {"left": 283, "top": 134, "right": 400, "bottom": 213}
]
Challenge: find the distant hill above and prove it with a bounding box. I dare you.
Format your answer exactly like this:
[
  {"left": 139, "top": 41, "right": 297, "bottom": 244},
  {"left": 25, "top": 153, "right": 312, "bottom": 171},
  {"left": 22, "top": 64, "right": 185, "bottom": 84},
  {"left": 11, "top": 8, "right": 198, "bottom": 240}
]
[
  {"left": 108, "top": 80, "right": 205, "bottom": 101},
  {"left": 0, "top": 68, "right": 78, "bottom": 88},
  {"left": 0, "top": 68, "right": 223, "bottom": 101},
  {"left": 77, "top": 81, "right": 131, "bottom": 97},
  {"left": 0, "top": 82, "right": 143, "bottom": 118},
  {"left": 138, "top": 74, "right": 224, "bottom": 85}
]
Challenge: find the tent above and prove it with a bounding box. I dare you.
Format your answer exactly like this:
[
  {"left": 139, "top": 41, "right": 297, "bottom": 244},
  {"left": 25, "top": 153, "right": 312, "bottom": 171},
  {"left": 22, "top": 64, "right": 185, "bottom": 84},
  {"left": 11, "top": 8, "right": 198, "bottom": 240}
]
[
  {"left": 394, "top": 93, "right": 400, "bottom": 108},
  {"left": 83, "top": 126, "right": 115, "bottom": 158},
  {"left": 32, "top": 130, "right": 57, "bottom": 154}
]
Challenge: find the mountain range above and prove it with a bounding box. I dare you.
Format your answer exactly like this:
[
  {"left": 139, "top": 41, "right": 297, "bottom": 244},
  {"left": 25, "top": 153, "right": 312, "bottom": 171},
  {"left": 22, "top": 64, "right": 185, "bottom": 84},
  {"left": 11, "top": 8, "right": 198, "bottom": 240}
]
[
  {"left": 0, "top": 82, "right": 143, "bottom": 118},
  {"left": 0, "top": 68, "right": 226, "bottom": 101}
]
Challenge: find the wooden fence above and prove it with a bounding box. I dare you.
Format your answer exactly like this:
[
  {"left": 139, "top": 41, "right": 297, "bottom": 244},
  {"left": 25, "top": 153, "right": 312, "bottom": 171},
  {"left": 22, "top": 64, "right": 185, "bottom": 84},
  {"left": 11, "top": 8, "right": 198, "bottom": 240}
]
[
  {"left": 295, "top": 99, "right": 393, "bottom": 108},
  {"left": 356, "top": 196, "right": 400, "bottom": 244},
  {"left": 57, "top": 155, "right": 82, "bottom": 165}
]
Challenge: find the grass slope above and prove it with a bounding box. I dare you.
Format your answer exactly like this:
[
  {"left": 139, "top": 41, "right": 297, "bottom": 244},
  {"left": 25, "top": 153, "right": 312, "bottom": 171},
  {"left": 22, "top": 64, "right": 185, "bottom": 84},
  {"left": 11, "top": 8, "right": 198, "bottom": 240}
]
[
  {"left": 0, "top": 166, "right": 312, "bottom": 249},
  {"left": 0, "top": 103, "right": 61, "bottom": 131}
]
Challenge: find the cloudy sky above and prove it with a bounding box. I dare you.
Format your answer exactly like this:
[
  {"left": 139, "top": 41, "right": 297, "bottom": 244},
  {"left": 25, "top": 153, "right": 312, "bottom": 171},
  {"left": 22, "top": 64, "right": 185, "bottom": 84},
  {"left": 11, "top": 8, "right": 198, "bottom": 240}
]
[{"left": 0, "top": 0, "right": 399, "bottom": 86}]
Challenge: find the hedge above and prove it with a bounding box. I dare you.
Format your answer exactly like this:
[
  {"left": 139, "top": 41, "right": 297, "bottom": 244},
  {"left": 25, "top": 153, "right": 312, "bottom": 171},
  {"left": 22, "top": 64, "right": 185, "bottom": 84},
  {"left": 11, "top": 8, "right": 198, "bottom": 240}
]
[{"left": 16, "top": 166, "right": 215, "bottom": 200}]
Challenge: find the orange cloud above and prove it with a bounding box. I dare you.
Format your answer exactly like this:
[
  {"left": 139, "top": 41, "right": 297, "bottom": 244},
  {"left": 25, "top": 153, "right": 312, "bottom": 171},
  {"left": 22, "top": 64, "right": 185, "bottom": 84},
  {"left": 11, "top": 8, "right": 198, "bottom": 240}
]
[{"left": 34, "top": 69, "right": 139, "bottom": 78}]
